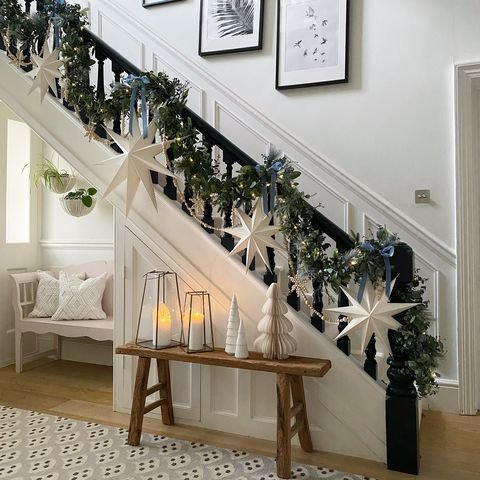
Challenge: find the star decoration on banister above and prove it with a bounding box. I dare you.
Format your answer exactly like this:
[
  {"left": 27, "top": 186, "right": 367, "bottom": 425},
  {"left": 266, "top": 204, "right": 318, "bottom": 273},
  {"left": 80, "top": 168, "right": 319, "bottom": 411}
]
[
  {"left": 101, "top": 114, "right": 175, "bottom": 216},
  {"left": 289, "top": 274, "right": 310, "bottom": 297},
  {"left": 27, "top": 41, "right": 63, "bottom": 102},
  {"left": 224, "top": 200, "right": 285, "bottom": 273},
  {"left": 325, "top": 279, "right": 419, "bottom": 357}
]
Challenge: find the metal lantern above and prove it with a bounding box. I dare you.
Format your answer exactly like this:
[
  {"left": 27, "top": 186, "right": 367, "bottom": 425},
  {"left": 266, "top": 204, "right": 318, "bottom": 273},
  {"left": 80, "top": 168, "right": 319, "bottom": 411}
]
[
  {"left": 135, "top": 270, "right": 184, "bottom": 350},
  {"left": 183, "top": 291, "right": 214, "bottom": 353}
]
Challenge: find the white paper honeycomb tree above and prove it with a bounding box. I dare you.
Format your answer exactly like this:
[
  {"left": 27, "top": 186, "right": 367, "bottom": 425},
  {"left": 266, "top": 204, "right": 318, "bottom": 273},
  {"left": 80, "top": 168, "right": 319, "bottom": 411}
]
[{"left": 254, "top": 283, "right": 297, "bottom": 360}]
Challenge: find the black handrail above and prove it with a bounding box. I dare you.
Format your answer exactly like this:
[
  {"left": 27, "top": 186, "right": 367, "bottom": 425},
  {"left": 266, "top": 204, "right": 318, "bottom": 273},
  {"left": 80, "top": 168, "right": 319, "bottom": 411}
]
[{"left": 85, "top": 29, "right": 353, "bottom": 249}]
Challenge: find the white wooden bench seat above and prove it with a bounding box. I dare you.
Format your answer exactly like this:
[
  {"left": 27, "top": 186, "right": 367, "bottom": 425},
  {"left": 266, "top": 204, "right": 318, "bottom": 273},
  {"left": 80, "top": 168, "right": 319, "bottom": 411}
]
[{"left": 10, "top": 261, "right": 114, "bottom": 373}]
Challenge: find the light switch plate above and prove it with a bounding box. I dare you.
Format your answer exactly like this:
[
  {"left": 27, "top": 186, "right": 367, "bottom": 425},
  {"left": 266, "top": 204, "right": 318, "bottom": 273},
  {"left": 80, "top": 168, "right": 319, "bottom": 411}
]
[{"left": 415, "top": 189, "right": 431, "bottom": 204}]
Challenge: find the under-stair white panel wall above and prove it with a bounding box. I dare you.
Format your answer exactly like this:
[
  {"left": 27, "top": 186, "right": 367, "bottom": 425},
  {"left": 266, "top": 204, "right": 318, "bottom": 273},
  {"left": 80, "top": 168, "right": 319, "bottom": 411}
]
[
  {"left": 85, "top": 0, "right": 460, "bottom": 410},
  {"left": 37, "top": 144, "right": 114, "bottom": 366},
  {"left": 0, "top": 53, "right": 387, "bottom": 461}
]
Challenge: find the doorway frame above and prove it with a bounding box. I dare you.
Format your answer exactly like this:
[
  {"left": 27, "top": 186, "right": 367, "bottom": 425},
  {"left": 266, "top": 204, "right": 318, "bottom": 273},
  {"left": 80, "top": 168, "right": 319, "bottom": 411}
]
[{"left": 455, "top": 62, "right": 480, "bottom": 415}]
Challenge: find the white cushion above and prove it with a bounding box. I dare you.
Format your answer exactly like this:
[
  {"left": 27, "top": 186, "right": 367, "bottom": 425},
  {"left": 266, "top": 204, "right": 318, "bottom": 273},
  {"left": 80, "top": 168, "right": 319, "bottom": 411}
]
[
  {"left": 29, "top": 271, "right": 85, "bottom": 318},
  {"left": 52, "top": 272, "right": 107, "bottom": 321}
]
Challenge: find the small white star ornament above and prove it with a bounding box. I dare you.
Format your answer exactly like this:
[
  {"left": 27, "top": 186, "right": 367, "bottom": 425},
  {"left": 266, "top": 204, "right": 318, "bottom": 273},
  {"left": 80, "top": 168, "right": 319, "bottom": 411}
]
[
  {"left": 325, "top": 279, "right": 419, "bottom": 357},
  {"left": 224, "top": 200, "right": 285, "bottom": 273},
  {"left": 27, "top": 41, "right": 63, "bottom": 102},
  {"left": 101, "top": 114, "right": 175, "bottom": 216}
]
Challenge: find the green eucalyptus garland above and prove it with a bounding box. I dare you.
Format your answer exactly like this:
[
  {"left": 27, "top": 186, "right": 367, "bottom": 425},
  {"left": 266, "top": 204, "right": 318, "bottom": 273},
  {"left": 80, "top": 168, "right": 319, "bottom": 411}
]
[{"left": 0, "top": 0, "right": 444, "bottom": 398}]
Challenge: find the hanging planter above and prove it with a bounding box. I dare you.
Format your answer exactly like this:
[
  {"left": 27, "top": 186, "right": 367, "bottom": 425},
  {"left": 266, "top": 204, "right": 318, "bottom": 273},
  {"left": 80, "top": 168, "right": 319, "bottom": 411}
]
[
  {"left": 49, "top": 174, "right": 77, "bottom": 194},
  {"left": 30, "top": 158, "right": 76, "bottom": 194},
  {"left": 61, "top": 188, "right": 97, "bottom": 217}
]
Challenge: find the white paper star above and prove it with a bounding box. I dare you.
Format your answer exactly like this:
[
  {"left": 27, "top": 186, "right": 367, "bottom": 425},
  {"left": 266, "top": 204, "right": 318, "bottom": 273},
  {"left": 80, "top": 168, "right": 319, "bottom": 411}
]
[
  {"left": 101, "top": 114, "right": 175, "bottom": 216},
  {"left": 325, "top": 280, "right": 419, "bottom": 357},
  {"left": 27, "top": 41, "right": 63, "bottom": 102},
  {"left": 224, "top": 200, "right": 285, "bottom": 273}
]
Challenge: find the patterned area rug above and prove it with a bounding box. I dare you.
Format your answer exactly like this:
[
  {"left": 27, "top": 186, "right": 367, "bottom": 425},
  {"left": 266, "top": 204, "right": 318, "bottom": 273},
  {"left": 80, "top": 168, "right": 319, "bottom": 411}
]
[{"left": 0, "top": 405, "right": 374, "bottom": 480}]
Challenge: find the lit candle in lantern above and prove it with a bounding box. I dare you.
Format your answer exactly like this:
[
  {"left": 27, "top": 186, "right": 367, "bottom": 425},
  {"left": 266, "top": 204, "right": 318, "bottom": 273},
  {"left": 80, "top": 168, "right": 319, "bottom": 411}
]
[
  {"left": 152, "top": 303, "right": 172, "bottom": 348},
  {"left": 187, "top": 311, "right": 204, "bottom": 351}
]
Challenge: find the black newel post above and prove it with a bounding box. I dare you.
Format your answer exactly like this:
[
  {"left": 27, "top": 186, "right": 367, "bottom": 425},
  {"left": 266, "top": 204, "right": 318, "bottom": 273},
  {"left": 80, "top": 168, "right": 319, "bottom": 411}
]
[{"left": 386, "top": 242, "right": 419, "bottom": 475}]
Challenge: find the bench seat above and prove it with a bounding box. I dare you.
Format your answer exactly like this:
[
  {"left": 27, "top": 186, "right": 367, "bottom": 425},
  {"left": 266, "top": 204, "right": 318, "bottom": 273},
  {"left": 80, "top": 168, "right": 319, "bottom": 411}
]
[
  {"left": 10, "top": 261, "right": 114, "bottom": 373},
  {"left": 19, "top": 316, "right": 114, "bottom": 342}
]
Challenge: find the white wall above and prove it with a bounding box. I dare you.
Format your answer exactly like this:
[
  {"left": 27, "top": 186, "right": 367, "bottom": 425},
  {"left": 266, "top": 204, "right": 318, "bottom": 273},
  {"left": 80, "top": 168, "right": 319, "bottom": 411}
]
[{"left": 39, "top": 144, "right": 114, "bottom": 366}]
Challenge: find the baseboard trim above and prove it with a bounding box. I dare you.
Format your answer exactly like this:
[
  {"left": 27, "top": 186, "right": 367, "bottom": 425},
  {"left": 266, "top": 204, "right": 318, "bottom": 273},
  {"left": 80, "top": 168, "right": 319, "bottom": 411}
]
[{"left": 423, "top": 381, "right": 460, "bottom": 414}]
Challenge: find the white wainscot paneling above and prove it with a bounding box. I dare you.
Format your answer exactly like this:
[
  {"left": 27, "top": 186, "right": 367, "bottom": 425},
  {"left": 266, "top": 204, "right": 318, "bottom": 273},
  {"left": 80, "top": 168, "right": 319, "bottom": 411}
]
[
  {"left": 153, "top": 54, "right": 204, "bottom": 118},
  {"left": 214, "top": 101, "right": 271, "bottom": 161},
  {"left": 121, "top": 226, "right": 201, "bottom": 421},
  {"left": 293, "top": 159, "right": 350, "bottom": 231},
  {"left": 98, "top": 12, "right": 145, "bottom": 70},
  {"left": 250, "top": 371, "right": 275, "bottom": 423},
  {"left": 40, "top": 242, "right": 114, "bottom": 268},
  {"left": 210, "top": 366, "right": 238, "bottom": 416}
]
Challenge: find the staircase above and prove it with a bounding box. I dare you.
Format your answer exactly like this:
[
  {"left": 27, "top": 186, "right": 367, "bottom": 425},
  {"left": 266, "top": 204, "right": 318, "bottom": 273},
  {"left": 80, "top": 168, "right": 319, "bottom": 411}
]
[{"left": 0, "top": 1, "right": 421, "bottom": 473}]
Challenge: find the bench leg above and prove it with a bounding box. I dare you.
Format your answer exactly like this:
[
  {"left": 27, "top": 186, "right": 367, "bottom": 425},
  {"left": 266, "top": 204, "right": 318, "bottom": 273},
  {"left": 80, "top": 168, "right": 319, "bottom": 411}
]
[
  {"left": 128, "top": 356, "right": 151, "bottom": 446},
  {"left": 276, "top": 373, "right": 292, "bottom": 479},
  {"left": 156, "top": 359, "right": 174, "bottom": 425},
  {"left": 290, "top": 376, "right": 313, "bottom": 452},
  {"left": 15, "top": 330, "right": 23, "bottom": 373},
  {"left": 53, "top": 335, "right": 62, "bottom": 360}
]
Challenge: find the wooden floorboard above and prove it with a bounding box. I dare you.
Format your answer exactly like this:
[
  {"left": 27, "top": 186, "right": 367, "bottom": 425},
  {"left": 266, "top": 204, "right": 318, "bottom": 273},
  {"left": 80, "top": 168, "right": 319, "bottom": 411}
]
[{"left": 0, "top": 359, "right": 479, "bottom": 480}]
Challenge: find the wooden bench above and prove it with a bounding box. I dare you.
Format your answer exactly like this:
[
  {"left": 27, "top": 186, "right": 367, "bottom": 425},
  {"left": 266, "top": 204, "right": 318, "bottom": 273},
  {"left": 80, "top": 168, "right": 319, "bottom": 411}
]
[
  {"left": 116, "top": 342, "right": 332, "bottom": 479},
  {"left": 10, "top": 260, "right": 114, "bottom": 373}
]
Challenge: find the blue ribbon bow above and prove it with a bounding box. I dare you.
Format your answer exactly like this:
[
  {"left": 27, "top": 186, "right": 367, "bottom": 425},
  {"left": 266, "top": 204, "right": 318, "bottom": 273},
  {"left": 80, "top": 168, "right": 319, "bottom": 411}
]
[
  {"left": 50, "top": 0, "right": 65, "bottom": 48},
  {"left": 255, "top": 160, "right": 283, "bottom": 214},
  {"left": 123, "top": 74, "right": 151, "bottom": 139},
  {"left": 357, "top": 242, "right": 395, "bottom": 301}
]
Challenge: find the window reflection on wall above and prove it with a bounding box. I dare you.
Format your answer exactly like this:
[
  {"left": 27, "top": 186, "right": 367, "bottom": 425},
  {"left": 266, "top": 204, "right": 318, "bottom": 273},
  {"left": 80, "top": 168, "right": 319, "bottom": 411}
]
[{"left": 6, "top": 119, "right": 30, "bottom": 244}]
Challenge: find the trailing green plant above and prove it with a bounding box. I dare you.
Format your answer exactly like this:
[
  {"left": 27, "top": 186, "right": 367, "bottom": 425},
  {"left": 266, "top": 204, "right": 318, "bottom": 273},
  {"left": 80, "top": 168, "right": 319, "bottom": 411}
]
[
  {"left": 29, "top": 157, "right": 71, "bottom": 189},
  {"left": 64, "top": 187, "right": 97, "bottom": 207}
]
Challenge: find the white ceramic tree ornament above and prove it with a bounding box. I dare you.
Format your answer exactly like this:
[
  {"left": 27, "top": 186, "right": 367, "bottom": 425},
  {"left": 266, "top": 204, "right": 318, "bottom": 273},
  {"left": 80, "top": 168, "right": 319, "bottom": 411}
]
[
  {"left": 223, "top": 200, "right": 285, "bottom": 273},
  {"left": 27, "top": 40, "right": 63, "bottom": 102},
  {"left": 234, "top": 319, "right": 249, "bottom": 359},
  {"left": 325, "top": 279, "right": 419, "bottom": 357},
  {"left": 225, "top": 295, "right": 240, "bottom": 355},
  {"left": 101, "top": 113, "right": 175, "bottom": 216},
  {"left": 254, "top": 283, "right": 297, "bottom": 360}
]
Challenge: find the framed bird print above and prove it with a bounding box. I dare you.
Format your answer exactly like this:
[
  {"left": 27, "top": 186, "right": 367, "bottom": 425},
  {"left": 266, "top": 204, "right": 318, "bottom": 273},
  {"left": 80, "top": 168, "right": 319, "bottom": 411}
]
[
  {"left": 199, "top": 0, "right": 265, "bottom": 56},
  {"left": 276, "top": 0, "right": 349, "bottom": 90}
]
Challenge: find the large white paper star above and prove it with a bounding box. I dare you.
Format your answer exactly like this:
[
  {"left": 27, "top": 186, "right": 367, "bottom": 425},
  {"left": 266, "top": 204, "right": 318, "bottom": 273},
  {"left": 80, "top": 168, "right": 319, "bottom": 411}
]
[
  {"left": 325, "top": 280, "right": 419, "bottom": 357},
  {"left": 27, "top": 41, "right": 63, "bottom": 102},
  {"left": 224, "top": 200, "right": 285, "bottom": 273},
  {"left": 101, "top": 114, "right": 175, "bottom": 216}
]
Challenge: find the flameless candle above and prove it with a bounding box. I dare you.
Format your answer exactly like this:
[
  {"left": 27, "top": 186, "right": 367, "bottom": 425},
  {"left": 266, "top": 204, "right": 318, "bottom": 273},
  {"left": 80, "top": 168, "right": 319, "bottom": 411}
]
[
  {"left": 152, "top": 303, "right": 172, "bottom": 348},
  {"left": 188, "top": 311, "right": 204, "bottom": 351}
]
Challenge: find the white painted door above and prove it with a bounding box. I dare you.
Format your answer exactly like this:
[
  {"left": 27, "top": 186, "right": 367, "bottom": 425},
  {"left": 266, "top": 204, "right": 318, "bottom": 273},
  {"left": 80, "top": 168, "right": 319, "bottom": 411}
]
[
  {"left": 113, "top": 214, "right": 201, "bottom": 421},
  {"left": 0, "top": 102, "right": 41, "bottom": 367}
]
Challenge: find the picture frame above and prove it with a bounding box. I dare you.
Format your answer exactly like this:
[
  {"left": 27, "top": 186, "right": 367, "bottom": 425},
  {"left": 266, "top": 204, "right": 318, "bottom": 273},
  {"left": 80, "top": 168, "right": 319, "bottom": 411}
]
[
  {"left": 199, "top": 0, "right": 265, "bottom": 56},
  {"left": 276, "top": 0, "right": 349, "bottom": 90},
  {"left": 142, "top": 0, "right": 184, "bottom": 7}
]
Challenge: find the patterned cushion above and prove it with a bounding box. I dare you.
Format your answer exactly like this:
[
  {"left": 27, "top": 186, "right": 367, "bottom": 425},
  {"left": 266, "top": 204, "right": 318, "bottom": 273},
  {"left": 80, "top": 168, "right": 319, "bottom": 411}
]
[
  {"left": 29, "top": 271, "right": 85, "bottom": 318},
  {"left": 52, "top": 272, "right": 107, "bottom": 321}
]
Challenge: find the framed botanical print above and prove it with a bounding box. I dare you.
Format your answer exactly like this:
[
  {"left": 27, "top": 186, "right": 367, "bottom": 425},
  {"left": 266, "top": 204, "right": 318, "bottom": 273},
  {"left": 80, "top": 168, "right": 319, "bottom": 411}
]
[
  {"left": 276, "top": 0, "right": 349, "bottom": 90},
  {"left": 142, "top": 0, "right": 184, "bottom": 7},
  {"left": 199, "top": 0, "right": 265, "bottom": 56}
]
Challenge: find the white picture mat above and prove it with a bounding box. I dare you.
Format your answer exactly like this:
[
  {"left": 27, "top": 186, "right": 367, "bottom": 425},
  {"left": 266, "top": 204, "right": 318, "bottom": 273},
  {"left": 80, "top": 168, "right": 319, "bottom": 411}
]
[
  {"left": 200, "top": 0, "right": 263, "bottom": 53},
  {"left": 278, "top": 0, "right": 348, "bottom": 86}
]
